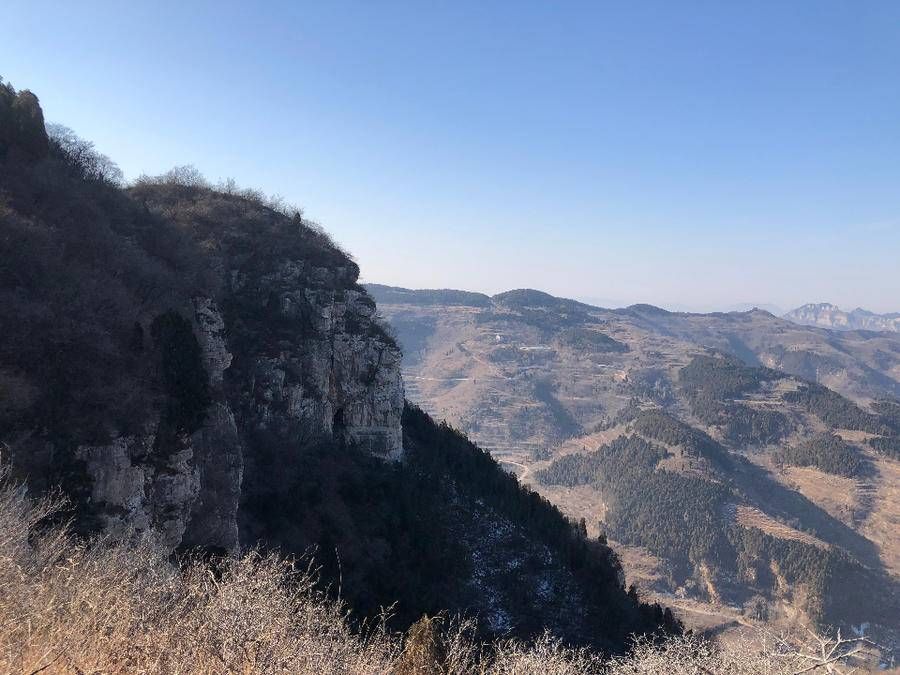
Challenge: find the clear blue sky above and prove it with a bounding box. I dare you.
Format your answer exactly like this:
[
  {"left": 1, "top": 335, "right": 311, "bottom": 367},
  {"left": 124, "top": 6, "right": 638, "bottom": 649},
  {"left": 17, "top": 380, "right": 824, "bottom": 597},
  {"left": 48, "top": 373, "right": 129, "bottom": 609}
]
[{"left": 3, "top": 1, "right": 899, "bottom": 312}]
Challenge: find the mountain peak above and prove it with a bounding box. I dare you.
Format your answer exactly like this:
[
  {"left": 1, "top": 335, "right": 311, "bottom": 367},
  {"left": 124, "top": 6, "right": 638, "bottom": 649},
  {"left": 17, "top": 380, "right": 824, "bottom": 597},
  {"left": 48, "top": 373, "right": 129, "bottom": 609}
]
[
  {"left": 784, "top": 303, "right": 900, "bottom": 332},
  {"left": 492, "top": 288, "right": 561, "bottom": 307}
]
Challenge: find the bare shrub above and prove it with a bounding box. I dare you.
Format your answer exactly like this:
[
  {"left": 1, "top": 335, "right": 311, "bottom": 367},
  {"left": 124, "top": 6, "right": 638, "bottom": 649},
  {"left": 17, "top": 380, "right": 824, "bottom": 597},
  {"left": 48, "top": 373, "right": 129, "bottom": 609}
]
[
  {"left": 0, "top": 476, "right": 400, "bottom": 674},
  {"left": 394, "top": 615, "right": 445, "bottom": 675},
  {"left": 488, "top": 633, "right": 604, "bottom": 675},
  {"left": 131, "top": 169, "right": 355, "bottom": 266},
  {"left": 148, "top": 163, "right": 210, "bottom": 188},
  {"left": 0, "top": 475, "right": 885, "bottom": 674},
  {"left": 603, "top": 634, "right": 781, "bottom": 675},
  {"left": 601, "top": 632, "right": 883, "bottom": 675},
  {"left": 47, "top": 123, "right": 124, "bottom": 185}
]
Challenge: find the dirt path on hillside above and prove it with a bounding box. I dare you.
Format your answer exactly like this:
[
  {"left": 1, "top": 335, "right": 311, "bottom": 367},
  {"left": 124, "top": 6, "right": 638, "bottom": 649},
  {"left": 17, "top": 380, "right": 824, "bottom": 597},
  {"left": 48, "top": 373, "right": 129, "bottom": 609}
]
[{"left": 499, "top": 458, "right": 531, "bottom": 483}]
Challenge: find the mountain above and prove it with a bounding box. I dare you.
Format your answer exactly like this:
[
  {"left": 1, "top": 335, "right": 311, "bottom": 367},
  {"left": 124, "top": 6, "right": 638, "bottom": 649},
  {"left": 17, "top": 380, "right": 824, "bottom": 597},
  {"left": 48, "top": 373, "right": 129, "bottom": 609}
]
[
  {"left": 368, "top": 283, "right": 900, "bottom": 640},
  {"left": 724, "top": 303, "right": 786, "bottom": 316},
  {"left": 784, "top": 303, "right": 900, "bottom": 333},
  {"left": 0, "top": 79, "right": 675, "bottom": 650}
]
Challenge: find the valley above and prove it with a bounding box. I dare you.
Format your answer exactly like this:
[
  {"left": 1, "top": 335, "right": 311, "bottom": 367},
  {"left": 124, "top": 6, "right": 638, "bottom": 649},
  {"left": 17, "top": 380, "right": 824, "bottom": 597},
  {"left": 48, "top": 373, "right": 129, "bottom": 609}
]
[{"left": 370, "top": 284, "right": 900, "bottom": 643}]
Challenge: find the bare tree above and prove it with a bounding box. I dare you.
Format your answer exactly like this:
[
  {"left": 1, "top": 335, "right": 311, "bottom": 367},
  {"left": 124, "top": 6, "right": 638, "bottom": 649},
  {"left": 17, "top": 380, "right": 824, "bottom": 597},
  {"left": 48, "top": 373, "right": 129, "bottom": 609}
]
[
  {"left": 47, "top": 123, "right": 123, "bottom": 185},
  {"left": 768, "top": 627, "right": 880, "bottom": 675}
]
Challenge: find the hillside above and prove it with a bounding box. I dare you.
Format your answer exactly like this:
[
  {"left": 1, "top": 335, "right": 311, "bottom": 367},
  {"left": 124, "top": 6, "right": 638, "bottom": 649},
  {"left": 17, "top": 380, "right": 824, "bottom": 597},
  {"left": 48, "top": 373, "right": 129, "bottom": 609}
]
[
  {"left": 785, "top": 303, "right": 900, "bottom": 333},
  {"left": 0, "top": 79, "right": 675, "bottom": 651},
  {"left": 3, "top": 479, "right": 872, "bottom": 674},
  {"left": 369, "top": 284, "right": 900, "bottom": 641}
]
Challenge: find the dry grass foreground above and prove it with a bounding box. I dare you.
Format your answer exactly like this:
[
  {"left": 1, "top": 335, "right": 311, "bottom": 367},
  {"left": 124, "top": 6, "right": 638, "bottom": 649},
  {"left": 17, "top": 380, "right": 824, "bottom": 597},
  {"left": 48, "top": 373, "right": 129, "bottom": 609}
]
[{"left": 0, "top": 476, "right": 883, "bottom": 674}]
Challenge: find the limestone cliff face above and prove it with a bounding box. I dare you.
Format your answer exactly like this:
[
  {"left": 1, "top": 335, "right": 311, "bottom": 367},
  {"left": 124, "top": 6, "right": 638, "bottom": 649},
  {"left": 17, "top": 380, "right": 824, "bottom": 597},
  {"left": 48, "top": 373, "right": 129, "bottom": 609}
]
[
  {"left": 7, "top": 239, "right": 402, "bottom": 556},
  {"left": 62, "top": 299, "right": 239, "bottom": 552},
  {"left": 74, "top": 432, "right": 198, "bottom": 550},
  {"left": 181, "top": 297, "right": 242, "bottom": 553},
  {"left": 231, "top": 260, "right": 404, "bottom": 461},
  {"left": 64, "top": 277, "right": 403, "bottom": 553}
]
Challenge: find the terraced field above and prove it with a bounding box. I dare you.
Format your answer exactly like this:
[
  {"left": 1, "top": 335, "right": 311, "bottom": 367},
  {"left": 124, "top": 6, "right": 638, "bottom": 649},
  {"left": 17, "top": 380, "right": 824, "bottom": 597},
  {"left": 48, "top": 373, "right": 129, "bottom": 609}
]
[{"left": 732, "top": 505, "right": 830, "bottom": 550}]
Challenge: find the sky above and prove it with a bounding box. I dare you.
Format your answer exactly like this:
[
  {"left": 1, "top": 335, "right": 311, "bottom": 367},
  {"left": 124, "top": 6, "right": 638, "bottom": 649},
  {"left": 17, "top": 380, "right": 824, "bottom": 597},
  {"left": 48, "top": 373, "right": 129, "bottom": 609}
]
[{"left": 3, "top": 1, "right": 899, "bottom": 313}]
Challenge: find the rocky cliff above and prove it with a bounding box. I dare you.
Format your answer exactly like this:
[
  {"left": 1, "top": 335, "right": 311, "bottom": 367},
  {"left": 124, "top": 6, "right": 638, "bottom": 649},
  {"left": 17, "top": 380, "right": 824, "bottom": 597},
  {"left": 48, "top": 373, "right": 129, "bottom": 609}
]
[
  {"left": 0, "top": 81, "right": 404, "bottom": 553},
  {"left": 784, "top": 302, "right": 900, "bottom": 332},
  {"left": 9, "top": 257, "right": 404, "bottom": 554}
]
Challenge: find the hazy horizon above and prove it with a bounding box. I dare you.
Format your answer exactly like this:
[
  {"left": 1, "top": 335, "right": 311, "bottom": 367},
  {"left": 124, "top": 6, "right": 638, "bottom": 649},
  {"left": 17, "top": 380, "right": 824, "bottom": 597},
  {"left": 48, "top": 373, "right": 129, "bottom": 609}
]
[
  {"left": 364, "top": 281, "right": 900, "bottom": 316},
  {"left": 3, "top": 1, "right": 899, "bottom": 312}
]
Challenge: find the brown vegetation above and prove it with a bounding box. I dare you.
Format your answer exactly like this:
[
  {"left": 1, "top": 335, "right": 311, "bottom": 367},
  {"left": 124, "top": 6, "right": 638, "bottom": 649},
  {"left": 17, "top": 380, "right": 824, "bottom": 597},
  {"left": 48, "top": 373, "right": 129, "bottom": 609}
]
[
  {"left": 0, "top": 478, "right": 398, "bottom": 674},
  {"left": 0, "top": 477, "right": 885, "bottom": 674}
]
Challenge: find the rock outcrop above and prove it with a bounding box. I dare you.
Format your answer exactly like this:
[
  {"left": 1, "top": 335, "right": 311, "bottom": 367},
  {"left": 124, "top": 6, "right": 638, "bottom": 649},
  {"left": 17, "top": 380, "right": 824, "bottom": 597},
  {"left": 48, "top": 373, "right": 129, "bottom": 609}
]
[
  {"left": 784, "top": 302, "right": 900, "bottom": 333},
  {"left": 0, "top": 82, "right": 49, "bottom": 160},
  {"left": 230, "top": 262, "right": 404, "bottom": 461},
  {"left": 34, "top": 275, "right": 403, "bottom": 554},
  {"left": 1, "top": 85, "right": 404, "bottom": 552},
  {"left": 181, "top": 298, "right": 242, "bottom": 553},
  {"left": 74, "top": 433, "right": 198, "bottom": 550}
]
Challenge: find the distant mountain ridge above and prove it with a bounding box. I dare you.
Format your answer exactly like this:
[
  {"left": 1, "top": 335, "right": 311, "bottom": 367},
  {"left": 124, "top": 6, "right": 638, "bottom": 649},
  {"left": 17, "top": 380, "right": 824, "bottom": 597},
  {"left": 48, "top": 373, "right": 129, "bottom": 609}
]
[
  {"left": 785, "top": 303, "right": 900, "bottom": 333},
  {"left": 367, "top": 284, "right": 900, "bottom": 402},
  {"left": 365, "top": 283, "right": 492, "bottom": 307}
]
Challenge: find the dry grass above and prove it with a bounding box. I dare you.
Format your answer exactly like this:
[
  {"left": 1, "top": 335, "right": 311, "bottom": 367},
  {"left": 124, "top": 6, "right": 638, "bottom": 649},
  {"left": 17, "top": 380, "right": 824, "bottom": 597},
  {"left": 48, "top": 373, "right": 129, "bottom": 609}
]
[
  {"left": 860, "top": 454, "right": 900, "bottom": 579},
  {"left": 0, "top": 481, "right": 398, "bottom": 674},
  {"left": 733, "top": 505, "right": 830, "bottom": 550},
  {"left": 0, "top": 476, "right": 883, "bottom": 674},
  {"left": 780, "top": 466, "right": 859, "bottom": 527}
]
